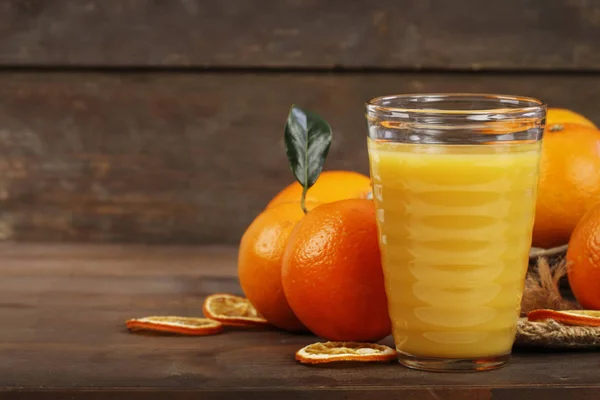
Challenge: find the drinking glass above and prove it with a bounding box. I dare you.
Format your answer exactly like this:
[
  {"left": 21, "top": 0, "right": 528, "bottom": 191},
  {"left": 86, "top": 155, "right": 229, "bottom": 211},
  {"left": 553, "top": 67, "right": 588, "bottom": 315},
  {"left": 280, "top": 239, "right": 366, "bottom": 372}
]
[{"left": 365, "top": 93, "right": 546, "bottom": 372}]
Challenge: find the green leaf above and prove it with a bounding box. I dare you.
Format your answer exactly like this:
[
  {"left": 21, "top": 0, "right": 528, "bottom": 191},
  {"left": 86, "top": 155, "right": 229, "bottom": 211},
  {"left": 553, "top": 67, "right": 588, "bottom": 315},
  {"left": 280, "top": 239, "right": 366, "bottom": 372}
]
[{"left": 284, "top": 105, "right": 332, "bottom": 213}]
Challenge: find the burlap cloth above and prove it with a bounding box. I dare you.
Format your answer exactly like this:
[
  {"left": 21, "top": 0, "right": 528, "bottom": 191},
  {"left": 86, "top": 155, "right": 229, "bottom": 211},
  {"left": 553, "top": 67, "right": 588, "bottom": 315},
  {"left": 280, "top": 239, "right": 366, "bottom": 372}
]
[
  {"left": 515, "top": 317, "right": 600, "bottom": 349},
  {"left": 516, "top": 251, "right": 600, "bottom": 349}
]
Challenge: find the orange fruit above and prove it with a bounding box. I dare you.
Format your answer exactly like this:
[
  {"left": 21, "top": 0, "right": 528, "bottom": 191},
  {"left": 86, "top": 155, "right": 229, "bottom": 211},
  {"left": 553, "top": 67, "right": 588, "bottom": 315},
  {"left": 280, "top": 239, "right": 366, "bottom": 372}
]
[
  {"left": 238, "top": 202, "right": 309, "bottom": 332},
  {"left": 295, "top": 341, "right": 396, "bottom": 364},
  {"left": 125, "top": 316, "right": 223, "bottom": 335},
  {"left": 566, "top": 202, "right": 600, "bottom": 309},
  {"left": 532, "top": 123, "right": 600, "bottom": 248},
  {"left": 266, "top": 170, "right": 371, "bottom": 209},
  {"left": 202, "top": 293, "right": 269, "bottom": 327},
  {"left": 546, "top": 108, "right": 597, "bottom": 129},
  {"left": 281, "top": 198, "right": 391, "bottom": 342}
]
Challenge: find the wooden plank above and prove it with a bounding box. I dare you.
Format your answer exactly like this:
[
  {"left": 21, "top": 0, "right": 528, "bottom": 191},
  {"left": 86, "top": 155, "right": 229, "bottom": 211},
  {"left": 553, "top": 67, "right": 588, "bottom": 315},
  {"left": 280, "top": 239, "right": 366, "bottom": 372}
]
[
  {"left": 0, "top": 243, "right": 599, "bottom": 399},
  {"left": 492, "top": 388, "right": 600, "bottom": 400},
  {"left": 0, "top": 390, "right": 491, "bottom": 400},
  {"left": 0, "top": 72, "right": 599, "bottom": 244},
  {"left": 1, "top": 0, "right": 600, "bottom": 70}
]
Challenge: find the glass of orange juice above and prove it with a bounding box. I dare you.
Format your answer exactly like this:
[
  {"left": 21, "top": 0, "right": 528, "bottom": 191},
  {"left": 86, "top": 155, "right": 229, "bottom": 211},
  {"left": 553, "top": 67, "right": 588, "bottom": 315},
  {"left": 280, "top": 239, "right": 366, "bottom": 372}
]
[{"left": 366, "top": 94, "right": 546, "bottom": 372}]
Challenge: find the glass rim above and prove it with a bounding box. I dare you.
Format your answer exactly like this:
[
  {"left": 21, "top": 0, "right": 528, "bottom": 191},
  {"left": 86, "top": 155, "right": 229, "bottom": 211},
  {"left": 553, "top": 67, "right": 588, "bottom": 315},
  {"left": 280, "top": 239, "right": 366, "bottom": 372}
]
[{"left": 366, "top": 93, "right": 547, "bottom": 116}]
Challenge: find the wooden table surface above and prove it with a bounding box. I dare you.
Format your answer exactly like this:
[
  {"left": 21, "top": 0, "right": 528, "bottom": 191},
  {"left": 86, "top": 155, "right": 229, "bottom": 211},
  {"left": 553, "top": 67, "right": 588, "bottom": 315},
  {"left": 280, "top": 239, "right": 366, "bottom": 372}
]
[{"left": 1, "top": 243, "right": 599, "bottom": 400}]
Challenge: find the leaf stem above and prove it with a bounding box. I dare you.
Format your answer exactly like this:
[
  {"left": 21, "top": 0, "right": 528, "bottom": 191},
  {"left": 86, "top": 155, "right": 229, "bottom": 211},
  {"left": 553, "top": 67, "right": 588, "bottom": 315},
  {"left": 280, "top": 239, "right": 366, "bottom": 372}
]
[{"left": 301, "top": 186, "right": 308, "bottom": 214}]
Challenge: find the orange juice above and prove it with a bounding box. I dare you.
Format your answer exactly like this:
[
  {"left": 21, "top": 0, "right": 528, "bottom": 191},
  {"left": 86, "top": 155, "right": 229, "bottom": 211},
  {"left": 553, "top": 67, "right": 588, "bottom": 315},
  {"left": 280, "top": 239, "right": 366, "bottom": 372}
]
[{"left": 367, "top": 138, "right": 541, "bottom": 359}]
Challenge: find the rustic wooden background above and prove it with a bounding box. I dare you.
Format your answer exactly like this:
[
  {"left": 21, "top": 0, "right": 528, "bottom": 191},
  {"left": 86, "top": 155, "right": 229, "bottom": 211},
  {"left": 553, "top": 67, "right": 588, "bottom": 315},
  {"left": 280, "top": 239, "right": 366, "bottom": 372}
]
[{"left": 1, "top": 0, "right": 599, "bottom": 244}]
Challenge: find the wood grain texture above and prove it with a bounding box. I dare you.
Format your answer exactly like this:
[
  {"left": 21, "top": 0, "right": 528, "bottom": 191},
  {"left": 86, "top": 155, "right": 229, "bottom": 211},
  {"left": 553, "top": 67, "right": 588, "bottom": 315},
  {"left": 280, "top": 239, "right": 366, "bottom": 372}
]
[
  {"left": 1, "top": 72, "right": 600, "bottom": 243},
  {"left": 0, "top": 243, "right": 599, "bottom": 400},
  {"left": 1, "top": 0, "right": 600, "bottom": 70}
]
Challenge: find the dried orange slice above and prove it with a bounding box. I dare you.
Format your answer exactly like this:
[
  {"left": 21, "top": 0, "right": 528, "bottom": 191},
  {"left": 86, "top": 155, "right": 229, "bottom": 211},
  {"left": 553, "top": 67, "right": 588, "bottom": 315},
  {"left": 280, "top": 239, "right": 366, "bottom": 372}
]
[
  {"left": 203, "top": 293, "right": 269, "bottom": 327},
  {"left": 527, "top": 309, "right": 600, "bottom": 327},
  {"left": 295, "top": 341, "right": 396, "bottom": 364},
  {"left": 126, "top": 316, "right": 223, "bottom": 335}
]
